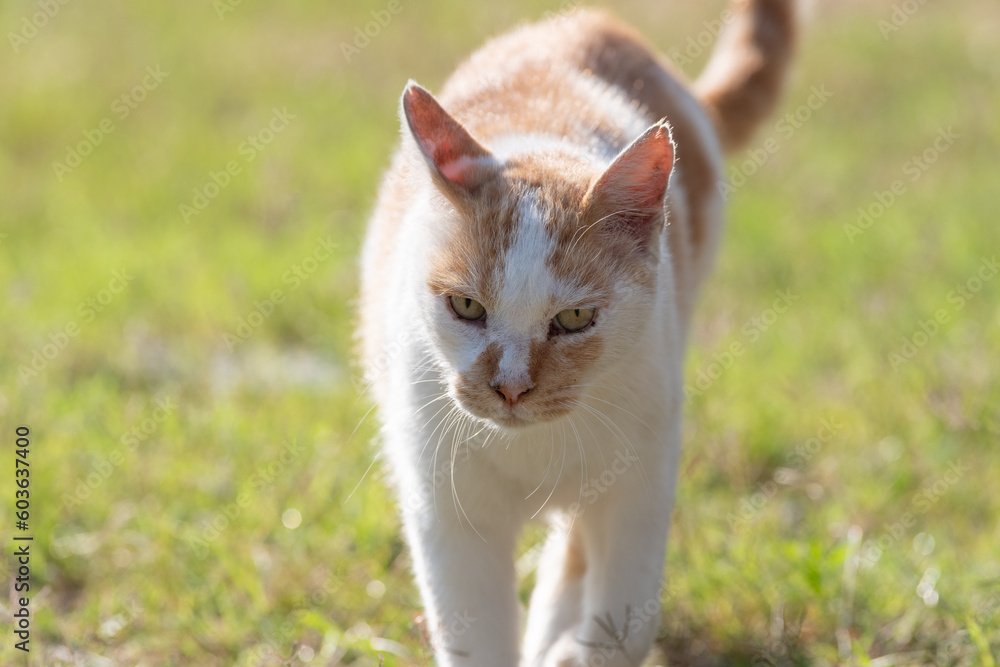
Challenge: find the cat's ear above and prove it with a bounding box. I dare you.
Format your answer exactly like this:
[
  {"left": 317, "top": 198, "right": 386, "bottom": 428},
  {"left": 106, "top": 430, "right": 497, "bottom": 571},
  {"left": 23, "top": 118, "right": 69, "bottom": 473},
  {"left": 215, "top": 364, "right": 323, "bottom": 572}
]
[
  {"left": 401, "top": 81, "right": 499, "bottom": 192},
  {"left": 585, "top": 119, "right": 675, "bottom": 249}
]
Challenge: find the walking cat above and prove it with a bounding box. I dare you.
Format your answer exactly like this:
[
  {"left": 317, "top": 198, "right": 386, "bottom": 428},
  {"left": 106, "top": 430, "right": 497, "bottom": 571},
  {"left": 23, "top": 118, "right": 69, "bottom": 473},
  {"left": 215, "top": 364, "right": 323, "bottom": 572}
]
[{"left": 359, "top": 1, "right": 795, "bottom": 664}]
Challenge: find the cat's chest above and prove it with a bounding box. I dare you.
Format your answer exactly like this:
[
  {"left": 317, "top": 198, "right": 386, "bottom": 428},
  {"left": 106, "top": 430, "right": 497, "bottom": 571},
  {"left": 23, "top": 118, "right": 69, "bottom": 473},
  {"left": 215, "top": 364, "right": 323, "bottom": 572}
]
[{"left": 469, "top": 411, "right": 652, "bottom": 510}]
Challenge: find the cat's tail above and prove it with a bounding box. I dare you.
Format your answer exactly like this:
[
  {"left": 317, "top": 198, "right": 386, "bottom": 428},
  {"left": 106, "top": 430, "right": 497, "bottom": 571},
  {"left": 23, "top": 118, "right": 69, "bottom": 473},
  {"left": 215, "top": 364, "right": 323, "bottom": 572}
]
[{"left": 693, "top": 0, "right": 797, "bottom": 154}]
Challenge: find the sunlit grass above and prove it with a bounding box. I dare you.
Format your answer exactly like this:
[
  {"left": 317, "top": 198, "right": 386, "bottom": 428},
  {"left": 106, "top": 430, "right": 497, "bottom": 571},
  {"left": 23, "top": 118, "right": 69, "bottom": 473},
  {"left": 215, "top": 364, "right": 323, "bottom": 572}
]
[{"left": 1, "top": 0, "right": 998, "bottom": 664}]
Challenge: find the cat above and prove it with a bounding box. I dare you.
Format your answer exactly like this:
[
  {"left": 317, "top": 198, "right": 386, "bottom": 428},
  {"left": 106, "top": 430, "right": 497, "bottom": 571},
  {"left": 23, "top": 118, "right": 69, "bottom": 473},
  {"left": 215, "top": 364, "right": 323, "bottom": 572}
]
[{"left": 358, "top": 1, "right": 795, "bottom": 664}]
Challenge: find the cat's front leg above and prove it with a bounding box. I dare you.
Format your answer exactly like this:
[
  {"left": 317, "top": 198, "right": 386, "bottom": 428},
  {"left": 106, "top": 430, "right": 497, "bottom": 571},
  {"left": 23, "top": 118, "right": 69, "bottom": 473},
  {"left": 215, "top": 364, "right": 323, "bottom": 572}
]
[
  {"left": 398, "top": 467, "right": 523, "bottom": 666},
  {"left": 542, "top": 441, "right": 678, "bottom": 667},
  {"left": 522, "top": 521, "right": 586, "bottom": 665}
]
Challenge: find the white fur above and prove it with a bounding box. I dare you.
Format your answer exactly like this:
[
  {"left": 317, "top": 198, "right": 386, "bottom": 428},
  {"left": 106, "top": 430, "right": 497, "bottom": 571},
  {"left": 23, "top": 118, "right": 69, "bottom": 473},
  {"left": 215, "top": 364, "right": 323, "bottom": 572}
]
[
  {"left": 498, "top": 197, "right": 556, "bottom": 333},
  {"left": 363, "top": 23, "right": 726, "bottom": 667},
  {"left": 489, "top": 132, "right": 613, "bottom": 166}
]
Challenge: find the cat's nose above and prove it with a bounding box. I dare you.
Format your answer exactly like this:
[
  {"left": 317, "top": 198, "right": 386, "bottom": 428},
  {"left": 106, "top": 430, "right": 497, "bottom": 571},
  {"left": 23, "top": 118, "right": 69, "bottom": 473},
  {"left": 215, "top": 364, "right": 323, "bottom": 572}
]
[{"left": 492, "top": 381, "right": 533, "bottom": 406}]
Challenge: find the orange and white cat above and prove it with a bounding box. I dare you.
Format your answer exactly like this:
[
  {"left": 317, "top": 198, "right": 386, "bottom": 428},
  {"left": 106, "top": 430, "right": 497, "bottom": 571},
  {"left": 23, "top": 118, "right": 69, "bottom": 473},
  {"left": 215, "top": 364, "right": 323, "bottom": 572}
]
[{"left": 359, "top": 1, "right": 794, "bottom": 664}]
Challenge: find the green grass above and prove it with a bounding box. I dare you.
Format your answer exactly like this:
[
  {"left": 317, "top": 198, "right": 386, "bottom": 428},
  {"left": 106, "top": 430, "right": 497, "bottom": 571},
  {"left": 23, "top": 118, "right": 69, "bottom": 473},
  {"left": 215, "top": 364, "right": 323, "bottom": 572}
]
[{"left": 2, "top": 0, "right": 999, "bottom": 664}]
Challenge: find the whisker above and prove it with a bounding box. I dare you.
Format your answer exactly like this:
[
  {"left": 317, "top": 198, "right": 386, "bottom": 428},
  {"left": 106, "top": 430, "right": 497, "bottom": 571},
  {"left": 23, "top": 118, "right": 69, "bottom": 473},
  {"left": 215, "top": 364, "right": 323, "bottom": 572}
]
[
  {"left": 532, "top": 419, "right": 567, "bottom": 520},
  {"left": 569, "top": 399, "right": 651, "bottom": 494},
  {"left": 563, "top": 398, "right": 608, "bottom": 472},
  {"left": 431, "top": 405, "right": 463, "bottom": 520},
  {"left": 565, "top": 412, "right": 586, "bottom": 537},
  {"left": 571, "top": 399, "right": 640, "bottom": 466},
  {"left": 343, "top": 451, "right": 381, "bottom": 504},
  {"left": 416, "top": 398, "right": 459, "bottom": 467},
  {"left": 573, "top": 393, "right": 658, "bottom": 438},
  {"left": 346, "top": 400, "right": 379, "bottom": 445},
  {"left": 450, "top": 411, "right": 486, "bottom": 541},
  {"left": 525, "top": 431, "right": 556, "bottom": 501}
]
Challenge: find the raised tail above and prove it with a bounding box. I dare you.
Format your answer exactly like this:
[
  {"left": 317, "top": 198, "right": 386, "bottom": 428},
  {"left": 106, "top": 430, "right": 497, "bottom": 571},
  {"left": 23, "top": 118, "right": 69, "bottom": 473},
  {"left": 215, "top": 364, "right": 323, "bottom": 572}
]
[{"left": 694, "top": 0, "right": 797, "bottom": 154}]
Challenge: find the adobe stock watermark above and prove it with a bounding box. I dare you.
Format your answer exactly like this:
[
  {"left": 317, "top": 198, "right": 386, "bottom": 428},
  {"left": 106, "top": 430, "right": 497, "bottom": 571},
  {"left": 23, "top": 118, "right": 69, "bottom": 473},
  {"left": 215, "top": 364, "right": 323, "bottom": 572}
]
[
  {"left": 7, "top": 0, "right": 73, "bottom": 53},
  {"left": 222, "top": 235, "right": 336, "bottom": 350},
  {"left": 97, "top": 600, "right": 142, "bottom": 640},
  {"left": 718, "top": 85, "right": 833, "bottom": 200},
  {"left": 540, "top": 0, "right": 582, "bottom": 23},
  {"left": 934, "top": 588, "right": 1000, "bottom": 664},
  {"left": 398, "top": 442, "right": 471, "bottom": 519},
  {"left": 18, "top": 269, "right": 134, "bottom": 385},
  {"left": 976, "top": 589, "right": 1000, "bottom": 626},
  {"left": 685, "top": 288, "right": 799, "bottom": 397},
  {"left": 877, "top": 0, "right": 931, "bottom": 40},
  {"left": 179, "top": 107, "right": 295, "bottom": 224},
  {"left": 244, "top": 573, "right": 341, "bottom": 664},
  {"left": 858, "top": 458, "right": 970, "bottom": 567},
  {"left": 728, "top": 416, "right": 844, "bottom": 530},
  {"left": 61, "top": 397, "right": 176, "bottom": 508},
  {"left": 340, "top": 0, "right": 411, "bottom": 63},
  {"left": 750, "top": 622, "right": 805, "bottom": 667},
  {"left": 562, "top": 448, "right": 640, "bottom": 522},
  {"left": 572, "top": 585, "right": 679, "bottom": 666},
  {"left": 844, "top": 126, "right": 959, "bottom": 243},
  {"left": 185, "top": 439, "right": 306, "bottom": 559},
  {"left": 352, "top": 330, "right": 415, "bottom": 394},
  {"left": 666, "top": 7, "right": 736, "bottom": 71},
  {"left": 51, "top": 65, "right": 168, "bottom": 182},
  {"left": 213, "top": 0, "right": 243, "bottom": 20},
  {"left": 421, "top": 610, "right": 478, "bottom": 658},
  {"left": 515, "top": 445, "right": 646, "bottom": 576},
  {"left": 887, "top": 255, "right": 997, "bottom": 371}
]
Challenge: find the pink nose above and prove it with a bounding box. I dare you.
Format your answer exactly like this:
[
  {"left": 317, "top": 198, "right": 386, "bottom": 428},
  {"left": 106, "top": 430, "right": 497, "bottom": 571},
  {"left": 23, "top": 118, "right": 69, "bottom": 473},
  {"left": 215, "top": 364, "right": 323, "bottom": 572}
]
[{"left": 492, "top": 382, "right": 533, "bottom": 406}]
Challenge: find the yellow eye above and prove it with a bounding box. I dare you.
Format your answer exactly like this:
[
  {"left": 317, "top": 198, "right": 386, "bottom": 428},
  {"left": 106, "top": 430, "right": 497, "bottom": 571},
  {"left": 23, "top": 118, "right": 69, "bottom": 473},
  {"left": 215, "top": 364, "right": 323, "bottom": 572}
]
[
  {"left": 450, "top": 295, "right": 486, "bottom": 321},
  {"left": 555, "top": 308, "right": 595, "bottom": 332}
]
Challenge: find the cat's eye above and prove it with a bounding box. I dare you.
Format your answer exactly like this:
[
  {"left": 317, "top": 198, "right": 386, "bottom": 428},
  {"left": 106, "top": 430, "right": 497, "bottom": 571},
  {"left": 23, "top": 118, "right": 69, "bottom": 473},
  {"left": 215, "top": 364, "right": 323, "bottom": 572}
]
[
  {"left": 449, "top": 295, "right": 486, "bottom": 321},
  {"left": 554, "top": 308, "right": 595, "bottom": 333}
]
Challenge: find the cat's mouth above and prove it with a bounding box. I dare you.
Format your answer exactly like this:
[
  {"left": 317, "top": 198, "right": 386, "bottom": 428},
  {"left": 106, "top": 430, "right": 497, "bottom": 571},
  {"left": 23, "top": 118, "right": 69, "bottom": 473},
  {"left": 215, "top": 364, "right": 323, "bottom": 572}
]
[
  {"left": 452, "top": 387, "right": 573, "bottom": 429},
  {"left": 488, "top": 409, "right": 539, "bottom": 428}
]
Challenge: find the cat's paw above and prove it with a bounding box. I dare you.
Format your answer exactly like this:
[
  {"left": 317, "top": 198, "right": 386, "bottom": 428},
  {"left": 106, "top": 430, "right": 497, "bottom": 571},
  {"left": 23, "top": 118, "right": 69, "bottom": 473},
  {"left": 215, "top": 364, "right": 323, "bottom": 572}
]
[
  {"left": 538, "top": 634, "right": 585, "bottom": 667},
  {"left": 540, "top": 631, "right": 641, "bottom": 667}
]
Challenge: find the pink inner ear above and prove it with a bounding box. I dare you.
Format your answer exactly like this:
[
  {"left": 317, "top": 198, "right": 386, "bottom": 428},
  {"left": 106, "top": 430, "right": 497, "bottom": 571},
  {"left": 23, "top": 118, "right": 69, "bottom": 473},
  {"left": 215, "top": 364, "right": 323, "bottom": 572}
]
[
  {"left": 402, "top": 83, "right": 495, "bottom": 189},
  {"left": 585, "top": 120, "right": 675, "bottom": 249},
  {"left": 595, "top": 121, "right": 674, "bottom": 209},
  {"left": 438, "top": 157, "right": 480, "bottom": 186}
]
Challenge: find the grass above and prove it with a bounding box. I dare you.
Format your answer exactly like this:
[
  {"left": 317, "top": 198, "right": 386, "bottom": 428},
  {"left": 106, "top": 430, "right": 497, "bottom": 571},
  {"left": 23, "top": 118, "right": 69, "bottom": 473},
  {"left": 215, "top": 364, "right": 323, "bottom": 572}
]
[{"left": 1, "top": 0, "right": 998, "bottom": 664}]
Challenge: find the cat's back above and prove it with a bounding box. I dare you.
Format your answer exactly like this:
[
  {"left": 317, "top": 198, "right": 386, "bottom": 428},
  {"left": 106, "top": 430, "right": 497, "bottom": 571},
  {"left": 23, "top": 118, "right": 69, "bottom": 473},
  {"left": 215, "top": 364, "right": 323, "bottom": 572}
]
[{"left": 439, "top": 9, "right": 718, "bottom": 159}]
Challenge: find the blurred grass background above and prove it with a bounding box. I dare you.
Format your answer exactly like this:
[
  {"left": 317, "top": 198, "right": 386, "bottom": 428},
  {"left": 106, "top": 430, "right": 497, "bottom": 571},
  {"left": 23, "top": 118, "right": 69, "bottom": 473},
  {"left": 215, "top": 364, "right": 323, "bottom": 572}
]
[{"left": 1, "top": 0, "right": 999, "bottom": 664}]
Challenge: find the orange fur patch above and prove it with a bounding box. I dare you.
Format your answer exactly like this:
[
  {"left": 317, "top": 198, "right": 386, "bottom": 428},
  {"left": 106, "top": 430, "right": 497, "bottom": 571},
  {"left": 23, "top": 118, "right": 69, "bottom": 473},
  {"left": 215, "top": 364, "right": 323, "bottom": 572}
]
[{"left": 362, "top": 3, "right": 796, "bottom": 396}]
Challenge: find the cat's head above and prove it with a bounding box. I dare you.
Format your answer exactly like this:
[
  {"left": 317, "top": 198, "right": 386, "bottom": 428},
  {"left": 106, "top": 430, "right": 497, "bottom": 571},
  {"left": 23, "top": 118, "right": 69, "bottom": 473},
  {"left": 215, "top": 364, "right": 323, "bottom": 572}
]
[{"left": 401, "top": 82, "right": 675, "bottom": 428}]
